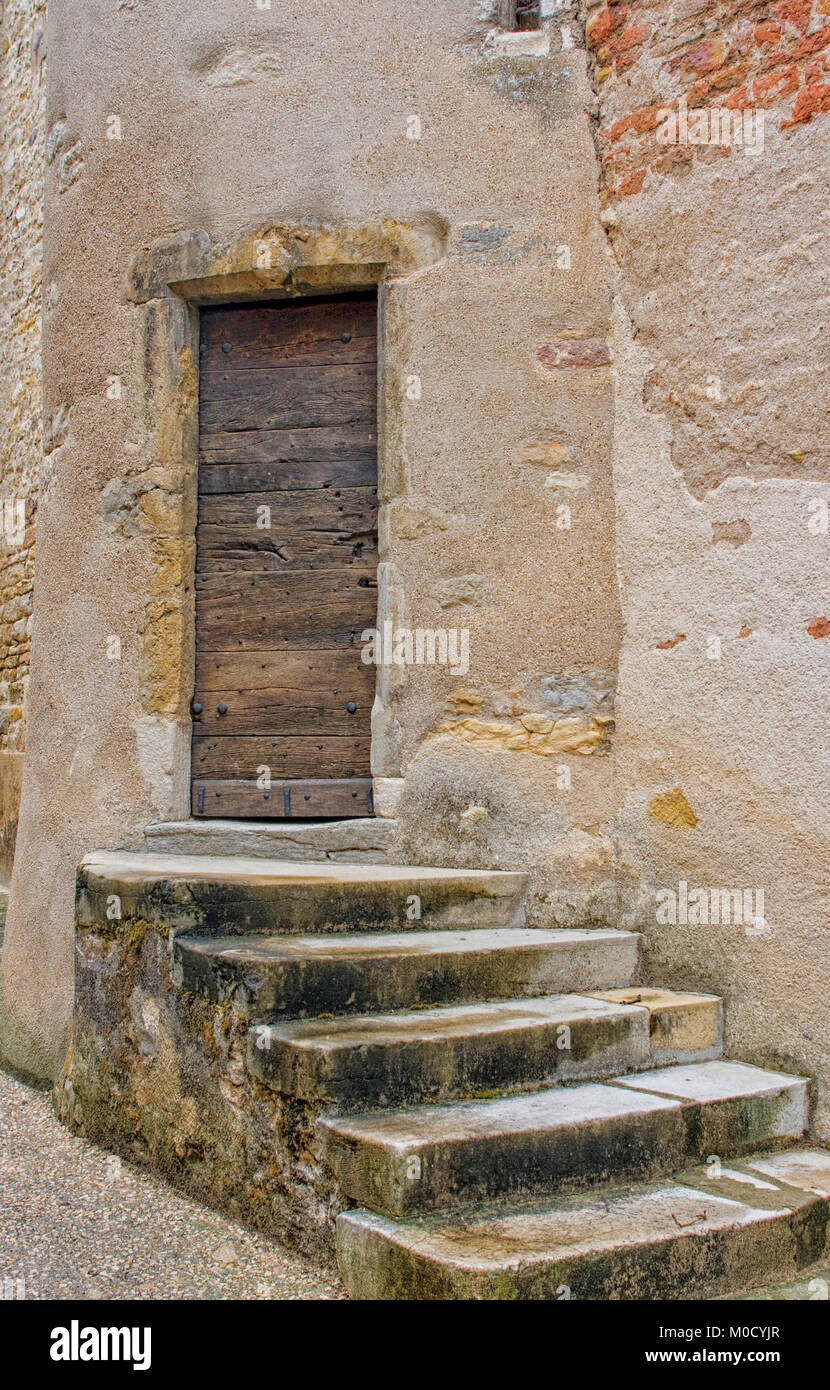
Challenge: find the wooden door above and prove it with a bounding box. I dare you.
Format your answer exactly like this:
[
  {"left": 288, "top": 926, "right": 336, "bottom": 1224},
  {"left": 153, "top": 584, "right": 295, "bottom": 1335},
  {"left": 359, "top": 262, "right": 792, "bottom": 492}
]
[{"left": 192, "top": 294, "right": 378, "bottom": 819}]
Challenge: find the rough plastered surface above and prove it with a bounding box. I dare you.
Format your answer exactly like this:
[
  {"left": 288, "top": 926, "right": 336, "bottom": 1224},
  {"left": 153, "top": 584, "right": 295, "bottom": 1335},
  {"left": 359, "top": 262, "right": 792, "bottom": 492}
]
[
  {"left": 0, "top": 0, "right": 827, "bottom": 1150},
  {"left": 587, "top": 0, "right": 830, "bottom": 1131},
  {"left": 0, "top": 0, "right": 623, "bottom": 1079}
]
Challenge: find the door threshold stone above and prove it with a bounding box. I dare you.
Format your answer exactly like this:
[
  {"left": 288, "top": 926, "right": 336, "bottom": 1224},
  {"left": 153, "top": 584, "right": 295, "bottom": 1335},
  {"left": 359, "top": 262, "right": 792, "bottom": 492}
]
[{"left": 142, "top": 817, "right": 397, "bottom": 862}]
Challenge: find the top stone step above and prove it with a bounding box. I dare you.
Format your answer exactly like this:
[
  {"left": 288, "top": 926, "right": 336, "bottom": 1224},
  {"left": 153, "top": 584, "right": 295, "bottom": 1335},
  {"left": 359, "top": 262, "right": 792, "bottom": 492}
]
[{"left": 76, "top": 851, "right": 528, "bottom": 936}]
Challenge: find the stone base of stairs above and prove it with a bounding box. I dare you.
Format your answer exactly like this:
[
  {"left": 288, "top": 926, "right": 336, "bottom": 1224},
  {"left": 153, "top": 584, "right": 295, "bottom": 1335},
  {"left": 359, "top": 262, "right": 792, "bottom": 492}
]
[{"left": 62, "top": 851, "right": 822, "bottom": 1295}]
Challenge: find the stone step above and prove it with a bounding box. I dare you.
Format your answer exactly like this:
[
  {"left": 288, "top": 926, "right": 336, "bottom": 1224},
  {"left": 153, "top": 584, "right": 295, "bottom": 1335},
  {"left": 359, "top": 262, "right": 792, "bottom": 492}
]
[
  {"left": 175, "top": 926, "right": 640, "bottom": 1018},
  {"left": 319, "top": 1061, "right": 808, "bottom": 1217},
  {"left": 142, "top": 817, "right": 396, "bottom": 864},
  {"left": 248, "top": 990, "right": 721, "bottom": 1107},
  {"left": 336, "top": 1148, "right": 830, "bottom": 1300},
  {"left": 76, "top": 851, "right": 528, "bottom": 936},
  {"left": 586, "top": 987, "right": 723, "bottom": 1066}
]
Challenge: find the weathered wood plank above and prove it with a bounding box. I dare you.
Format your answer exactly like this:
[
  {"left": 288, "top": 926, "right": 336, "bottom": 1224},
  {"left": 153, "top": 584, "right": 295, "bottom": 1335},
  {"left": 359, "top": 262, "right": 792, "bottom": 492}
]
[
  {"left": 195, "top": 570, "right": 378, "bottom": 650},
  {"left": 199, "top": 458, "right": 376, "bottom": 493},
  {"left": 195, "top": 486, "right": 377, "bottom": 570},
  {"left": 195, "top": 647, "right": 372, "bottom": 691},
  {"left": 198, "top": 428, "right": 376, "bottom": 485},
  {"left": 192, "top": 687, "right": 374, "bottom": 737},
  {"left": 192, "top": 734, "right": 371, "bottom": 778},
  {"left": 199, "top": 363, "right": 376, "bottom": 434},
  {"left": 192, "top": 777, "right": 375, "bottom": 819},
  {"left": 192, "top": 653, "right": 375, "bottom": 736},
  {"left": 194, "top": 530, "right": 377, "bottom": 572},
  {"left": 197, "top": 485, "right": 377, "bottom": 524},
  {"left": 195, "top": 537, "right": 377, "bottom": 572},
  {"left": 200, "top": 296, "right": 376, "bottom": 370}
]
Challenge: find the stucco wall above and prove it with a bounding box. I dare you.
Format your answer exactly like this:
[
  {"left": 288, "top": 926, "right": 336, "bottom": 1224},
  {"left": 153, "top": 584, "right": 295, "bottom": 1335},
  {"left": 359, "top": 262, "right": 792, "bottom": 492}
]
[
  {"left": 1, "top": 0, "right": 828, "bottom": 1142},
  {"left": 0, "top": 1, "right": 622, "bottom": 1079}
]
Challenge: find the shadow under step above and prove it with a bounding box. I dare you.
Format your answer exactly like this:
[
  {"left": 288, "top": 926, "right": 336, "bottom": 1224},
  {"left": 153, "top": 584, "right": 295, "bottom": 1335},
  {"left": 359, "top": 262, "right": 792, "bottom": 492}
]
[
  {"left": 336, "top": 1148, "right": 830, "bottom": 1300},
  {"left": 319, "top": 1060, "right": 809, "bottom": 1217},
  {"left": 175, "top": 927, "right": 640, "bottom": 1017},
  {"left": 248, "top": 990, "right": 723, "bottom": 1107}
]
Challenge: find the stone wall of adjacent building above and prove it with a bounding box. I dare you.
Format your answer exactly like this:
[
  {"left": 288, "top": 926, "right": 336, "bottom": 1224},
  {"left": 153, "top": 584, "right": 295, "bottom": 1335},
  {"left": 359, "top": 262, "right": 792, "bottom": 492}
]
[
  {"left": 587, "top": 0, "right": 830, "bottom": 204},
  {"left": 0, "top": 0, "right": 44, "bottom": 881}
]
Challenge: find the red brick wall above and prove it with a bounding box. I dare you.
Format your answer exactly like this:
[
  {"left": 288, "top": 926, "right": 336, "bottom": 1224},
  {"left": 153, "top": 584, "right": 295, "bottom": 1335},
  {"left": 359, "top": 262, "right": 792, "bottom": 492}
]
[{"left": 582, "top": 0, "right": 830, "bottom": 198}]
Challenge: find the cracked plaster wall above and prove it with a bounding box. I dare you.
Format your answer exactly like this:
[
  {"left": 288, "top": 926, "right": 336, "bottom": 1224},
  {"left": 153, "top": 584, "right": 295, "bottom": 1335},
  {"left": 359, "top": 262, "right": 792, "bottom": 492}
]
[{"left": 587, "top": 0, "right": 830, "bottom": 1131}]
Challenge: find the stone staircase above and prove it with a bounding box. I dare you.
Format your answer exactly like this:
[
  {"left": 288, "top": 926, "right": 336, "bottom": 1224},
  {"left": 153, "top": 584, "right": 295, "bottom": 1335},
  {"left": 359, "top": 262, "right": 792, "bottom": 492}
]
[{"left": 70, "top": 850, "right": 830, "bottom": 1300}]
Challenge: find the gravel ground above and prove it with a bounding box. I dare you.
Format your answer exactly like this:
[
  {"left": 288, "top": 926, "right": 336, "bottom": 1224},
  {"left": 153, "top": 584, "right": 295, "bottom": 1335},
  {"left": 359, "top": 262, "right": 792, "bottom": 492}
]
[{"left": 0, "top": 1067, "right": 345, "bottom": 1300}]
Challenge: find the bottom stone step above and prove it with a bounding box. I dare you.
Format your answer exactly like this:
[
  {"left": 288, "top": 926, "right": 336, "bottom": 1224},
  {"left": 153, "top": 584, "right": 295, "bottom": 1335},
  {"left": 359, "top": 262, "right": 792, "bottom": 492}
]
[
  {"left": 730, "top": 1258, "right": 830, "bottom": 1300},
  {"left": 336, "top": 1149, "right": 830, "bottom": 1301}
]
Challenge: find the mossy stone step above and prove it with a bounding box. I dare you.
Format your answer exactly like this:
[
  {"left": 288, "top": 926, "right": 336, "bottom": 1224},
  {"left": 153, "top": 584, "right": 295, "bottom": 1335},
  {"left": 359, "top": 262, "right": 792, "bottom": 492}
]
[
  {"left": 336, "top": 1149, "right": 830, "bottom": 1300},
  {"left": 248, "top": 990, "right": 721, "bottom": 1108},
  {"left": 319, "top": 1062, "right": 808, "bottom": 1218},
  {"left": 76, "top": 851, "right": 528, "bottom": 936},
  {"left": 175, "top": 926, "right": 640, "bottom": 1018}
]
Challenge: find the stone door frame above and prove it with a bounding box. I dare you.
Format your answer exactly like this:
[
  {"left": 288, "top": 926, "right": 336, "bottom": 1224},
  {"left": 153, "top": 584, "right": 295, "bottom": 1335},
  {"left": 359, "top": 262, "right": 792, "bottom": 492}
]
[{"left": 125, "top": 219, "right": 446, "bottom": 823}]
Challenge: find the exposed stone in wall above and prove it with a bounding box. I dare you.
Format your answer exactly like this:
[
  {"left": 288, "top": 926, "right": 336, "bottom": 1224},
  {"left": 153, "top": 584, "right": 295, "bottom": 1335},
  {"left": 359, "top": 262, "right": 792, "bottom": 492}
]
[
  {"left": 439, "top": 669, "right": 616, "bottom": 756},
  {"left": 712, "top": 518, "right": 752, "bottom": 547},
  {"left": 647, "top": 786, "right": 699, "bottom": 829},
  {"left": 197, "top": 47, "right": 282, "bottom": 89},
  {"left": 585, "top": 0, "right": 830, "bottom": 201},
  {"left": 429, "top": 573, "right": 485, "bottom": 608},
  {"left": 441, "top": 710, "right": 613, "bottom": 754},
  {"left": 0, "top": 0, "right": 44, "bottom": 764},
  {"left": 583, "top": 0, "right": 830, "bottom": 498},
  {"left": 538, "top": 336, "right": 611, "bottom": 369},
  {"left": 45, "top": 114, "right": 82, "bottom": 193}
]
